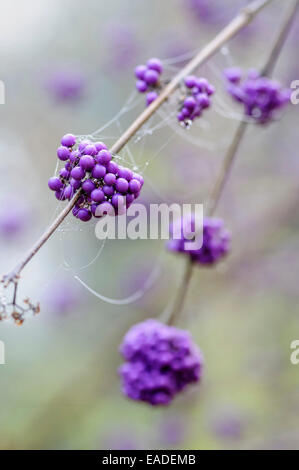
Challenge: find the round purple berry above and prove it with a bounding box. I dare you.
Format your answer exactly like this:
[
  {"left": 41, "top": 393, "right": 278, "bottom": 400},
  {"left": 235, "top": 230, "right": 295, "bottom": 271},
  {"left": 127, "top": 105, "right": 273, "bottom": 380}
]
[
  {"left": 184, "top": 75, "right": 197, "bottom": 89},
  {"left": 71, "top": 166, "right": 85, "bottom": 180},
  {"left": 136, "top": 80, "right": 148, "bottom": 93},
  {"left": 91, "top": 188, "right": 105, "bottom": 203},
  {"left": 57, "top": 146, "right": 70, "bottom": 161},
  {"left": 61, "top": 133, "right": 76, "bottom": 147},
  {"left": 94, "top": 141, "right": 108, "bottom": 152},
  {"left": 70, "top": 178, "right": 81, "bottom": 190},
  {"left": 147, "top": 58, "right": 163, "bottom": 74},
  {"left": 106, "top": 161, "right": 119, "bottom": 175},
  {"left": 83, "top": 144, "right": 97, "bottom": 156},
  {"left": 135, "top": 65, "right": 147, "bottom": 80},
  {"left": 129, "top": 179, "right": 141, "bottom": 194},
  {"left": 97, "top": 149, "right": 112, "bottom": 165},
  {"left": 48, "top": 177, "right": 63, "bottom": 191},
  {"left": 77, "top": 208, "right": 92, "bottom": 222},
  {"left": 82, "top": 179, "right": 96, "bottom": 194},
  {"left": 144, "top": 69, "right": 159, "bottom": 86},
  {"left": 146, "top": 91, "right": 158, "bottom": 106},
  {"left": 104, "top": 173, "right": 116, "bottom": 186},
  {"left": 92, "top": 164, "right": 106, "bottom": 179},
  {"left": 80, "top": 155, "right": 95, "bottom": 171},
  {"left": 115, "top": 177, "right": 129, "bottom": 193},
  {"left": 103, "top": 185, "right": 114, "bottom": 197},
  {"left": 118, "top": 166, "right": 133, "bottom": 181}
]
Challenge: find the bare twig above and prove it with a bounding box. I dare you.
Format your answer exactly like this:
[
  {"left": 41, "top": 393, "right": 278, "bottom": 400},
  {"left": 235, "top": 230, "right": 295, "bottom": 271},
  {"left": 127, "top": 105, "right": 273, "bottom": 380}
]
[{"left": 168, "top": 0, "right": 298, "bottom": 326}]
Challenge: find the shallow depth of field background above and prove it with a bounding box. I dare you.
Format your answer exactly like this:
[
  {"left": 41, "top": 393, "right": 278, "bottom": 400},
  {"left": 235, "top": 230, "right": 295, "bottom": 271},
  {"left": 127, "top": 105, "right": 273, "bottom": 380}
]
[{"left": 0, "top": 0, "right": 298, "bottom": 450}]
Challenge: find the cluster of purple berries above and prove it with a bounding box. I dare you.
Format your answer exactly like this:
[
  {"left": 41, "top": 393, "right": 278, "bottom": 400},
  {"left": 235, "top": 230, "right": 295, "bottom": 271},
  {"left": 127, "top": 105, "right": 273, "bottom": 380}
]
[
  {"left": 135, "top": 58, "right": 163, "bottom": 107},
  {"left": 224, "top": 68, "right": 291, "bottom": 124},
  {"left": 178, "top": 75, "right": 215, "bottom": 127},
  {"left": 48, "top": 134, "right": 144, "bottom": 222},
  {"left": 167, "top": 216, "right": 230, "bottom": 265},
  {"left": 119, "top": 319, "right": 203, "bottom": 406}
]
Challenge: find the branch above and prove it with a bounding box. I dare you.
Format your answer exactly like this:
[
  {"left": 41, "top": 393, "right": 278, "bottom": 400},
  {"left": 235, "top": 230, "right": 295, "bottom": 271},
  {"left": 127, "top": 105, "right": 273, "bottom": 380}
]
[{"left": 168, "top": 0, "right": 298, "bottom": 326}]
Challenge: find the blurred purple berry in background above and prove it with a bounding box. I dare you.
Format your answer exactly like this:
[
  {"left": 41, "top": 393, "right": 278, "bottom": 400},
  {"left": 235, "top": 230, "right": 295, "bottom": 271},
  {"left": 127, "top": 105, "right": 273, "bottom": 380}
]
[
  {"left": 119, "top": 319, "right": 203, "bottom": 406},
  {"left": 224, "top": 68, "right": 291, "bottom": 124},
  {"left": 43, "top": 277, "right": 81, "bottom": 315},
  {"left": 209, "top": 406, "right": 248, "bottom": 441},
  {"left": 0, "top": 200, "right": 29, "bottom": 240},
  {"left": 167, "top": 216, "right": 230, "bottom": 265},
  {"left": 44, "top": 65, "right": 87, "bottom": 103},
  {"left": 99, "top": 428, "right": 140, "bottom": 450},
  {"left": 158, "top": 415, "right": 186, "bottom": 447},
  {"left": 104, "top": 22, "right": 139, "bottom": 71}
]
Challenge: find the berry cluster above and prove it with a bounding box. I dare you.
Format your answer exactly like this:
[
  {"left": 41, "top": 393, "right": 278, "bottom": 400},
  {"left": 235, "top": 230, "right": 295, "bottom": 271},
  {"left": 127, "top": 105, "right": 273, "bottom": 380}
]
[
  {"left": 135, "top": 58, "right": 163, "bottom": 106},
  {"left": 167, "top": 216, "right": 230, "bottom": 265},
  {"left": 119, "top": 319, "right": 203, "bottom": 406},
  {"left": 224, "top": 68, "right": 291, "bottom": 124},
  {"left": 48, "top": 134, "right": 144, "bottom": 222},
  {"left": 177, "top": 75, "right": 215, "bottom": 127}
]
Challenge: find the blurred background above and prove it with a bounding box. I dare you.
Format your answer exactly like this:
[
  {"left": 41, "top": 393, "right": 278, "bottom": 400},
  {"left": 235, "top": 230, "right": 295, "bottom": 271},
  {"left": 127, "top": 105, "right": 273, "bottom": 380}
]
[{"left": 0, "top": 0, "right": 298, "bottom": 450}]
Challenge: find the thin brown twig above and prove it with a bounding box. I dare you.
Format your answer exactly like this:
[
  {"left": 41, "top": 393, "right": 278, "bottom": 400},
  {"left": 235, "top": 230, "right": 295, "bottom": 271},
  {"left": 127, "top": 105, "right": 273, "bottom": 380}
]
[{"left": 168, "top": 0, "right": 298, "bottom": 326}]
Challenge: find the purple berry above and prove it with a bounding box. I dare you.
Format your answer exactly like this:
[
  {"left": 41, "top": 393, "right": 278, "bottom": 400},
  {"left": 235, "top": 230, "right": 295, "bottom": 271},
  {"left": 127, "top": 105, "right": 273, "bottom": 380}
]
[
  {"left": 48, "top": 177, "right": 63, "bottom": 191},
  {"left": 70, "top": 178, "right": 81, "bottom": 189},
  {"left": 69, "top": 150, "right": 80, "bottom": 163},
  {"left": 63, "top": 185, "right": 74, "bottom": 200},
  {"left": 78, "top": 140, "right": 91, "bottom": 153},
  {"left": 57, "top": 146, "right": 70, "bottom": 161},
  {"left": 224, "top": 68, "right": 242, "bottom": 84},
  {"left": 136, "top": 80, "right": 148, "bottom": 93},
  {"left": 184, "top": 75, "right": 197, "bottom": 89},
  {"left": 103, "top": 185, "right": 114, "bottom": 197},
  {"left": 97, "top": 149, "right": 112, "bottom": 165},
  {"left": 94, "top": 141, "right": 108, "bottom": 152},
  {"left": 77, "top": 208, "right": 92, "bottom": 222},
  {"left": 196, "top": 93, "right": 210, "bottom": 108},
  {"left": 135, "top": 65, "right": 147, "bottom": 80},
  {"left": 106, "top": 161, "right": 119, "bottom": 175},
  {"left": 115, "top": 177, "right": 129, "bottom": 193},
  {"left": 184, "top": 96, "right": 196, "bottom": 111},
  {"left": 92, "top": 164, "right": 106, "bottom": 179},
  {"left": 146, "top": 91, "right": 158, "bottom": 106},
  {"left": 61, "top": 133, "right": 76, "bottom": 147},
  {"left": 104, "top": 173, "right": 116, "bottom": 186},
  {"left": 129, "top": 179, "right": 141, "bottom": 194},
  {"left": 80, "top": 155, "right": 95, "bottom": 171},
  {"left": 82, "top": 179, "right": 96, "bottom": 194},
  {"left": 71, "top": 166, "right": 85, "bottom": 180},
  {"left": 144, "top": 69, "right": 159, "bottom": 86},
  {"left": 111, "top": 193, "right": 126, "bottom": 209},
  {"left": 147, "top": 58, "right": 163, "bottom": 74},
  {"left": 91, "top": 188, "right": 105, "bottom": 203},
  {"left": 117, "top": 166, "right": 133, "bottom": 181},
  {"left": 83, "top": 144, "right": 97, "bottom": 156},
  {"left": 59, "top": 168, "right": 70, "bottom": 179}
]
